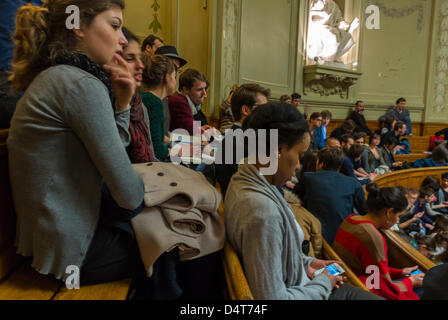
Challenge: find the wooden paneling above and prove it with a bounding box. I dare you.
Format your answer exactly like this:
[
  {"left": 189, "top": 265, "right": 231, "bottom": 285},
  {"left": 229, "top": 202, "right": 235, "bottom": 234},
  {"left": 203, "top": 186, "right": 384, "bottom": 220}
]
[
  {"left": 422, "top": 123, "right": 448, "bottom": 136},
  {"left": 395, "top": 153, "right": 431, "bottom": 163}
]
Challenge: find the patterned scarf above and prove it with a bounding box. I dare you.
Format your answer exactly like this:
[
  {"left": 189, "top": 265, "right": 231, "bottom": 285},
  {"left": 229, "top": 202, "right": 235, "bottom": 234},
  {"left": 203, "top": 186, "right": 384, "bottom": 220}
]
[
  {"left": 127, "top": 92, "right": 155, "bottom": 163},
  {"left": 52, "top": 53, "right": 115, "bottom": 107}
]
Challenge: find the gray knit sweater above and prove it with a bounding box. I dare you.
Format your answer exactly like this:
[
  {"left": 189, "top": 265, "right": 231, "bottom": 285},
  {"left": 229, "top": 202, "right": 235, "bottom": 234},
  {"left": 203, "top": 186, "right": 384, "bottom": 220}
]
[
  {"left": 224, "top": 164, "right": 332, "bottom": 300},
  {"left": 7, "top": 65, "right": 144, "bottom": 280}
]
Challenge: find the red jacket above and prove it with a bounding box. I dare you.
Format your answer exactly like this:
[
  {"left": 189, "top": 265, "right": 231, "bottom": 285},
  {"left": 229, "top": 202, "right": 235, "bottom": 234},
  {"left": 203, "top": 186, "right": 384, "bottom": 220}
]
[{"left": 168, "top": 92, "right": 195, "bottom": 135}]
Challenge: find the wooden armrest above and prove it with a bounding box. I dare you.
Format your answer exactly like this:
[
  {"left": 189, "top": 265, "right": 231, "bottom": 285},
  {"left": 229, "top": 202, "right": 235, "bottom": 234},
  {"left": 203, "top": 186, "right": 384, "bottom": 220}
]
[{"left": 383, "top": 230, "right": 436, "bottom": 272}]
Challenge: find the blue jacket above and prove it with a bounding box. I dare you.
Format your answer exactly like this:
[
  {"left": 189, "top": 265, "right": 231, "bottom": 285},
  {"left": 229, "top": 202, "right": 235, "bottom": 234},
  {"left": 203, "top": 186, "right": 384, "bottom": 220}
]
[
  {"left": 315, "top": 125, "right": 327, "bottom": 149},
  {"left": 299, "top": 171, "right": 367, "bottom": 245}
]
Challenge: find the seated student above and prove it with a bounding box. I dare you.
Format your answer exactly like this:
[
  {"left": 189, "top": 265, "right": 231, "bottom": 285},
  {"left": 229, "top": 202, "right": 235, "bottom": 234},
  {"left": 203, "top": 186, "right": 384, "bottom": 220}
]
[
  {"left": 280, "top": 94, "right": 292, "bottom": 104},
  {"left": 414, "top": 187, "right": 438, "bottom": 234},
  {"left": 215, "top": 83, "right": 270, "bottom": 197},
  {"left": 333, "top": 184, "right": 424, "bottom": 300},
  {"left": 381, "top": 121, "right": 407, "bottom": 151},
  {"left": 168, "top": 69, "right": 211, "bottom": 134},
  {"left": 308, "top": 112, "right": 322, "bottom": 151},
  {"left": 316, "top": 110, "right": 332, "bottom": 149},
  {"left": 347, "top": 101, "right": 372, "bottom": 136},
  {"left": 218, "top": 84, "right": 238, "bottom": 134},
  {"left": 437, "top": 173, "right": 448, "bottom": 214},
  {"left": 422, "top": 263, "right": 448, "bottom": 300},
  {"left": 377, "top": 114, "right": 396, "bottom": 137},
  {"left": 353, "top": 131, "right": 367, "bottom": 146},
  {"left": 434, "top": 231, "right": 448, "bottom": 264},
  {"left": 387, "top": 97, "right": 412, "bottom": 136},
  {"left": 325, "top": 137, "right": 341, "bottom": 150},
  {"left": 224, "top": 102, "right": 381, "bottom": 300},
  {"left": 291, "top": 151, "right": 318, "bottom": 196},
  {"left": 379, "top": 137, "right": 404, "bottom": 170},
  {"left": 413, "top": 141, "right": 448, "bottom": 168},
  {"left": 341, "top": 143, "right": 374, "bottom": 185},
  {"left": 416, "top": 236, "right": 436, "bottom": 260},
  {"left": 121, "top": 27, "right": 157, "bottom": 163},
  {"left": 393, "top": 189, "right": 423, "bottom": 235},
  {"left": 153, "top": 45, "right": 188, "bottom": 138},
  {"left": 8, "top": 0, "right": 147, "bottom": 285},
  {"left": 362, "top": 133, "right": 389, "bottom": 175},
  {"left": 421, "top": 175, "right": 448, "bottom": 215},
  {"left": 297, "top": 148, "right": 367, "bottom": 244},
  {"left": 140, "top": 55, "right": 177, "bottom": 161},
  {"left": 330, "top": 119, "right": 356, "bottom": 140}
]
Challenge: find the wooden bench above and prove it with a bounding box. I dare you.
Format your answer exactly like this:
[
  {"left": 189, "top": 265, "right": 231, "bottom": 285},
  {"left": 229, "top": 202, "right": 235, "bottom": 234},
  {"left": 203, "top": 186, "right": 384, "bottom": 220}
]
[
  {"left": 0, "top": 129, "right": 132, "bottom": 300},
  {"left": 373, "top": 166, "right": 448, "bottom": 190},
  {"left": 219, "top": 201, "right": 368, "bottom": 300},
  {"left": 395, "top": 153, "right": 431, "bottom": 164}
]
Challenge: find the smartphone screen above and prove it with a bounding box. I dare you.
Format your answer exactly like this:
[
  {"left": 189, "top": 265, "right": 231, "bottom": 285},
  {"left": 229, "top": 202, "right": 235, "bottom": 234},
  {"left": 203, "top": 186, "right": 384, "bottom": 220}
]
[
  {"left": 326, "top": 264, "right": 342, "bottom": 275},
  {"left": 410, "top": 270, "right": 423, "bottom": 276}
]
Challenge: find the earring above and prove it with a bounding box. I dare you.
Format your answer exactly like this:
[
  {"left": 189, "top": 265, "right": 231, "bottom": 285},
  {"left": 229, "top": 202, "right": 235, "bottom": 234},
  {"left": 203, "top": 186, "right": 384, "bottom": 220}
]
[{"left": 278, "top": 153, "right": 282, "bottom": 159}]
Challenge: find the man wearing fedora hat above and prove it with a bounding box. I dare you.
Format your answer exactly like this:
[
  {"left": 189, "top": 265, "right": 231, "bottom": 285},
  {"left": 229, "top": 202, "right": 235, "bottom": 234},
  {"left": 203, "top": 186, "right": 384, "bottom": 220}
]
[{"left": 154, "top": 46, "right": 188, "bottom": 139}]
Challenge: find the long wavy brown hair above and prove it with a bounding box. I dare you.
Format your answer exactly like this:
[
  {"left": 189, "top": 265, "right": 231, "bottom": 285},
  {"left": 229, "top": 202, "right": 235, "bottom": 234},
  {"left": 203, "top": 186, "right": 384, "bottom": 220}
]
[{"left": 10, "top": 0, "right": 125, "bottom": 92}]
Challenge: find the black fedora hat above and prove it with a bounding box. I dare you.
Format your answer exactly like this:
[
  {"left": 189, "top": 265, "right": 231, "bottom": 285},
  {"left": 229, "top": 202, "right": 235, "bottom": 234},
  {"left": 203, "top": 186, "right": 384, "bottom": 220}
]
[{"left": 155, "top": 46, "right": 188, "bottom": 68}]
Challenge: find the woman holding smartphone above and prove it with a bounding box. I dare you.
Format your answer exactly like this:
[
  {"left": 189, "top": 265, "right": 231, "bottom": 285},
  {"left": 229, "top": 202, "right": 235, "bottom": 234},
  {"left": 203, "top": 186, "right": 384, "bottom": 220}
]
[
  {"left": 8, "top": 0, "right": 146, "bottom": 285},
  {"left": 333, "top": 183, "right": 424, "bottom": 300},
  {"left": 224, "top": 102, "right": 381, "bottom": 300}
]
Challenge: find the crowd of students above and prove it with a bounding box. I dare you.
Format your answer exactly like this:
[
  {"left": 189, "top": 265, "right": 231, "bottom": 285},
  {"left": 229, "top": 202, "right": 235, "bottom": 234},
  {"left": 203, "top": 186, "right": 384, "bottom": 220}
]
[{"left": 1, "top": 0, "right": 448, "bottom": 301}]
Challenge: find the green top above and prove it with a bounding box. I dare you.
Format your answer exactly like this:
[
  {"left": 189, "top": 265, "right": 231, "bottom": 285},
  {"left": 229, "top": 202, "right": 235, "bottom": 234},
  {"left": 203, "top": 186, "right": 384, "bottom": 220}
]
[{"left": 140, "top": 91, "right": 169, "bottom": 160}]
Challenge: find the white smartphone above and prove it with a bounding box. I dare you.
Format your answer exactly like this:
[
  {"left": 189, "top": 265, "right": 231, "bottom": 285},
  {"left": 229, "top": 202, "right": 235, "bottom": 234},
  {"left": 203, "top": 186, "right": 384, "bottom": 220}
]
[{"left": 314, "top": 263, "right": 345, "bottom": 277}]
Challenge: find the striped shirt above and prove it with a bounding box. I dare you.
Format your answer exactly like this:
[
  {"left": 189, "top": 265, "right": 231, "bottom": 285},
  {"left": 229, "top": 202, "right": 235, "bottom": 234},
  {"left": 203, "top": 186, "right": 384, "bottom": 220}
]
[{"left": 333, "top": 215, "right": 419, "bottom": 300}]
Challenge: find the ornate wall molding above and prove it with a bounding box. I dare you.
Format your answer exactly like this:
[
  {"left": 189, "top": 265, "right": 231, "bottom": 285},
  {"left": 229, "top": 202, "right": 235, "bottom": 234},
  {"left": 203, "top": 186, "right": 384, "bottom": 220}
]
[
  {"left": 149, "top": 0, "right": 162, "bottom": 34},
  {"left": 435, "top": 0, "right": 448, "bottom": 113},
  {"left": 367, "top": 0, "right": 427, "bottom": 32},
  {"left": 221, "top": 0, "right": 240, "bottom": 99},
  {"left": 303, "top": 65, "right": 362, "bottom": 100}
]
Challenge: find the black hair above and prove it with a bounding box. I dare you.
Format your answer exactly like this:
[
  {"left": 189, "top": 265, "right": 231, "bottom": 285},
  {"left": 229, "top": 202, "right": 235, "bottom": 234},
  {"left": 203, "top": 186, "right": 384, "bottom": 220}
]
[
  {"left": 383, "top": 137, "right": 397, "bottom": 147},
  {"left": 421, "top": 176, "right": 440, "bottom": 193},
  {"left": 242, "top": 102, "right": 310, "bottom": 153},
  {"left": 442, "top": 172, "right": 448, "bottom": 180},
  {"left": 122, "top": 27, "right": 139, "bottom": 44},
  {"left": 230, "top": 83, "right": 271, "bottom": 121},
  {"left": 396, "top": 97, "right": 406, "bottom": 105},
  {"left": 310, "top": 112, "right": 322, "bottom": 120},
  {"left": 353, "top": 131, "right": 367, "bottom": 141},
  {"left": 432, "top": 142, "right": 448, "bottom": 164},
  {"left": 394, "top": 121, "right": 406, "bottom": 131},
  {"left": 347, "top": 143, "right": 364, "bottom": 160},
  {"left": 339, "top": 133, "right": 353, "bottom": 144},
  {"left": 419, "top": 186, "right": 435, "bottom": 198},
  {"left": 291, "top": 93, "right": 301, "bottom": 100},
  {"left": 298, "top": 151, "right": 318, "bottom": 181},
  {"left": 366, "top": 183, "right": 408, "bottom": 214},
  {"left": 141, "top": 34, "right": 163, "bottom": 52},
  {"left": 318, "top": 147, "right": 344, "bottom": 172}
]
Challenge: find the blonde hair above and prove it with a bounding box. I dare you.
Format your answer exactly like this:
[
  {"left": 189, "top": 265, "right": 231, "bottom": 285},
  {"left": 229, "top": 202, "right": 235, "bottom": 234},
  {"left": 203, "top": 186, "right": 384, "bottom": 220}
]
[
  {"left": 10, "top": 0, "right": 124, "bottom": 92},
  {"left": 142, "top": 54, "right": 175, "bottom": 90}
]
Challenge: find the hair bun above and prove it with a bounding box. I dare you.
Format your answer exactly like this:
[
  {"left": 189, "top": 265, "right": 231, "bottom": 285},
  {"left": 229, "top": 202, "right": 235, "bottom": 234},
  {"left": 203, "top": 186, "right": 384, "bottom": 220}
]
[{"left": 366, "top": 183, "right": 380, "bottom": 198}]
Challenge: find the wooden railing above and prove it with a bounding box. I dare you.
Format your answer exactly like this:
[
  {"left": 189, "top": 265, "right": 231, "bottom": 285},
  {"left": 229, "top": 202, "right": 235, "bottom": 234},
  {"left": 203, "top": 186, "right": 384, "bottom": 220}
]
[{"left": 373, "top": 167, "right": 448, "bottom": 190}]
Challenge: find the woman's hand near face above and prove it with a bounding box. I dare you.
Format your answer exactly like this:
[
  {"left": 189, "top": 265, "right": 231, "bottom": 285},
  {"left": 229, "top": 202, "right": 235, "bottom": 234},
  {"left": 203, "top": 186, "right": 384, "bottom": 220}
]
[{"left": 103, "top": 53, "right": 136, "bottom": 112}]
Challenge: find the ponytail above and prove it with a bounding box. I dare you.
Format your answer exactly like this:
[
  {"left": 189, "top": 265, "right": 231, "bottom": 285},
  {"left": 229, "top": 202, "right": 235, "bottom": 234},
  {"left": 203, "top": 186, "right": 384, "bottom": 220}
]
[
  {"left": 10, "top": 4, "right": 49, "bottom": 91},
  {"left": 366, "top": 183, "right": 408, "bottom": 214}
]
